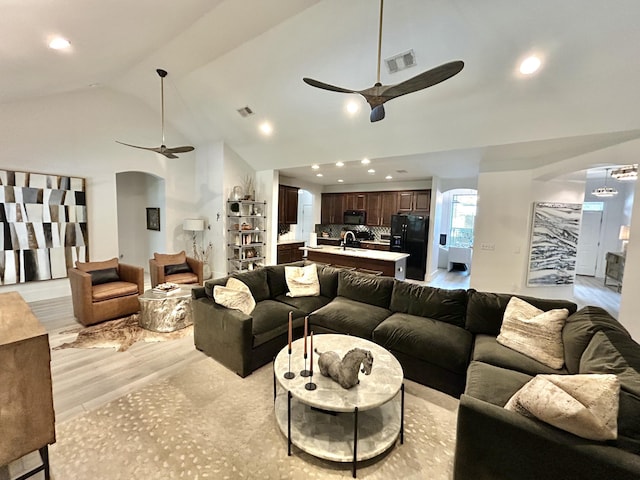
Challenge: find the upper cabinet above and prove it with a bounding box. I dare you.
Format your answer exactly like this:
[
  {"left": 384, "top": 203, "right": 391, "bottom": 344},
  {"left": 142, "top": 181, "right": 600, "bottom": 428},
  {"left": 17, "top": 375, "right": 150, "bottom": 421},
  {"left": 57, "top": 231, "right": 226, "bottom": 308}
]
[
  {"left": 344, "top": 193, "right": 366, "bottom": 211},
  {"left": 397, "top": 190, "right": 430, "bottom": 214},
  {"left": 379, "top": 192, "right": 399, "bottom": 226},
  {"left": 321, "top": 193, "right": 345, "bottom": 224},
  {"left": 278, "top": 185, "right": 299, "bottom": 224}
]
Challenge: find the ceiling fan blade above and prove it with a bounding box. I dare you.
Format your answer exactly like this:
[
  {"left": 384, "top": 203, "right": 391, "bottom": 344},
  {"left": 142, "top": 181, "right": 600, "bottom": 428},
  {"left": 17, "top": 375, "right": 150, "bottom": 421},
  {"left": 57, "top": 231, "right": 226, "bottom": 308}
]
[
  {"left": 164, "top": 146, "right": 195, "bottom": 154},
  {"left": 303, "top": 77, "right": 357, "bottom": 94},
  {"left": 161, "top": 151, "right": 179, "bottom": 159},
  {"left": 382, "top": 60, "right": 464, "bottom": 100},
  {"left": 370, "top": 104, "right": 385, "bottom": 122},
  {"left": 115, "top": 140, "right": 162, "bottom": 153}
]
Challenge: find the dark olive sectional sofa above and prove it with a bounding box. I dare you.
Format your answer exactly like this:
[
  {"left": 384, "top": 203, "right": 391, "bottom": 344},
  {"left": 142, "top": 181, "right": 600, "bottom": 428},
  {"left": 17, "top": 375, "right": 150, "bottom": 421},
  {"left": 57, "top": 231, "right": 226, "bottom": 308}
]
[{"left": 192, "top": 262, "right": 640, "bottom": 479}]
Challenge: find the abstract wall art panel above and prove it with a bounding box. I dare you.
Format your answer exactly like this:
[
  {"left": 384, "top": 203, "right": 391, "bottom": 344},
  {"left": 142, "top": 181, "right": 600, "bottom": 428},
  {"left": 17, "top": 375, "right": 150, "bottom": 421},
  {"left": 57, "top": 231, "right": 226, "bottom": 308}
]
[
  {"left": 0, "top": 169, "right": 88, "bottom": 285},
  {"left": 527, "top": 202, "right": 582, "bottom": 287}
]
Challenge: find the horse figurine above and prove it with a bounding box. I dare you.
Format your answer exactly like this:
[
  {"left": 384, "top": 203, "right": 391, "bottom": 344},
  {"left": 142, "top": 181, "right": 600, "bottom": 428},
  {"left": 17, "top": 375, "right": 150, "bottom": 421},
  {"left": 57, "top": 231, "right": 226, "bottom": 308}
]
[{"left": 314, "top": 347, "right": 374, "bottom": 389}]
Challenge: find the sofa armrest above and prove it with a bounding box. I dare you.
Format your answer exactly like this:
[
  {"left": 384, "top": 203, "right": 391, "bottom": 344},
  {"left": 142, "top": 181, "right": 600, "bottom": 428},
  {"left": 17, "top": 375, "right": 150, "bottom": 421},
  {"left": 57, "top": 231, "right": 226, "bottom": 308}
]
[
  {"left": 68, "top": 268, "right": 93, "bottom": 324},
  {"left": 454, "top": 394, "right": 640, "bottom": 480},
  {"left": 186, "top": 256, "right": 204, "bottom": 285},
  {"left": 192, "top": 296, "right": 254, "bottom": 377},
  {"left": 118, "top": 263, "right": 144, "bottom": 294},
  {"left": 192, "top": 286, "right": 206, "bottom": 300}
]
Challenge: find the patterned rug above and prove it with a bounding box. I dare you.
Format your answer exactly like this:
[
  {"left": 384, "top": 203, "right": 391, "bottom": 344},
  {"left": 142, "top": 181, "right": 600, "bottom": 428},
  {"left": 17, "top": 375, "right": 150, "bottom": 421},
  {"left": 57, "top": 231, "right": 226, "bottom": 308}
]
[
  {"left": 53, "top": 314, "right": 193, "bottom": 352},
  {"left": 49, "top": 356, "right": 459, "bottom": 479}
]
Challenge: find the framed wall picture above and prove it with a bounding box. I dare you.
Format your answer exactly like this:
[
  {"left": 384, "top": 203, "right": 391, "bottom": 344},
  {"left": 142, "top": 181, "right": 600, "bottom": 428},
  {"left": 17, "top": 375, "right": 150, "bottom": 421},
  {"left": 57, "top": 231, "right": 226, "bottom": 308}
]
[{"left": 146, "top": 207, "right": 160, "bottom": 231}]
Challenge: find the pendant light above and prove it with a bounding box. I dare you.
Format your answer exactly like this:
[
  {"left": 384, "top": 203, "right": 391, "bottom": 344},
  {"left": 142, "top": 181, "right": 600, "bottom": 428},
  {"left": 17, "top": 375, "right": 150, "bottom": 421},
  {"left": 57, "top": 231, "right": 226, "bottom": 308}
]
[
  {"left": 611, "top": 164, "right": 638, "bottom": 182},
  {"left": 592, "top": 168, "right": 618, "bottom": 198}
]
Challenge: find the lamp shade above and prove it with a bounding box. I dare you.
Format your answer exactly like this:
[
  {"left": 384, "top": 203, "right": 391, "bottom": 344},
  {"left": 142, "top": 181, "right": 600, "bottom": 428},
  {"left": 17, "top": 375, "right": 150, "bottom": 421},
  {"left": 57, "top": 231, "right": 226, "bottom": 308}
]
[
  {"left": 619, "top": 225, "right": 631, "bottom": 241},
  {"left": 183, "top": 218, "right": 204, "bottom": 231}
]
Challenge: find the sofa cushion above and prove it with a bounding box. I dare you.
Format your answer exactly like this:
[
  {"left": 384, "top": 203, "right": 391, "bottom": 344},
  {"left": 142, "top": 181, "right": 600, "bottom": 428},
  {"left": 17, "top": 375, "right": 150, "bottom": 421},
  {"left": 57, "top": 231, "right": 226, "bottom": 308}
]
[
  {"left": 464, "top": 361, "right": 532, "bottom": 407},
  {"left": 154, "top": 251, "right": 187, "bottom": 266},
  {"left": 309, "top": 296, "right": 391, "bottom": 339},
  {"left": 275, "top": 294, "right": 332, "bottom": 316},
  {"left": 231, "top": 268, "right": 271, "bottom": 302},
  {"left": 505, "top": 374, "right": 620, "bottom": 441},
  {"left": 373, "top": 312, "right": 473, "bottom": 375},
  {"left": 337, "top": 270, "right": 394, "bottom": 309},
  {"left": 618, "top": 390, "right": 640, "bottom": 454},
  {"left": 90, "top": 267, "right": 120, "bottom": 285},
  {"left": 473, "top": 334, "right": 569, "bottom": 376},
  {"left": 266, "top": 262, "right": 305, "bottom": 298},
  {"left": 389, "top": 281, "right": 468, "bottom": 327},
  {"left": 285, "top": 264, "right": 320, "bottom": 297},
  {"left": 580, "top": 330, "right": 640, "bottom": 397},
  {"left": 76, "top": 257, "right": 119, "bottom": 273},
  {"left": 251, "top": 300, "right": 305, "bottom": 348},
  {"left": 92, "top": 281, "right": 139, "bottom": 302},
  {"left": 497, "top": 297, "right": 569, "bottom": 370},
  {"left": 317, "top": 265, "right": 340, "bottom": 298},
  {"left": 165, "top": 272, "right": 199, "bottom": 285},
  {"left": 213, "top": 278, "right": 255, "bottom": 315},
  {"left": 563, "top": 306, "right": 631, "bottom": 374},
  {"left": 465, "top": 290, "right": 577, "bottom": 336}
]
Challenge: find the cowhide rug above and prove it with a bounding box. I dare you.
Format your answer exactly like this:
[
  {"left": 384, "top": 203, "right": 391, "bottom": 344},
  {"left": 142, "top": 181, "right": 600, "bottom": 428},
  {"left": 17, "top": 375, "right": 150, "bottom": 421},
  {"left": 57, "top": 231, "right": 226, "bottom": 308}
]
[{"left": 54, "top": 314, "right": 193, "bottom": 352}]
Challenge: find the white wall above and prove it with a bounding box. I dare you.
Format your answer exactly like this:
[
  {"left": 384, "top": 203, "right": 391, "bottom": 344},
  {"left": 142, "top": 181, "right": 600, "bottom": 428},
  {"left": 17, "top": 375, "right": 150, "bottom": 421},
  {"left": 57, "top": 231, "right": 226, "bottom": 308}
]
[
  {"left": 0, "top": 87, "right": 197, "bottom": 301},
  {"left": 619, "top": 178, "right": 640, "bottom": 340}
]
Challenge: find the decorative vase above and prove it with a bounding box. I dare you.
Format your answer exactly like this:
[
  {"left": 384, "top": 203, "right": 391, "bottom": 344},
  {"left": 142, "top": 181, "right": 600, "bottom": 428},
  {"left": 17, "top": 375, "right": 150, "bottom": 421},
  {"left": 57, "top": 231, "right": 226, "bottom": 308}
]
[
  {"left": 232, "top": 186, "right": 243, "bottom": 201},
  {"left": 203, "top": 263, "right": 212, "bottom": 280}
]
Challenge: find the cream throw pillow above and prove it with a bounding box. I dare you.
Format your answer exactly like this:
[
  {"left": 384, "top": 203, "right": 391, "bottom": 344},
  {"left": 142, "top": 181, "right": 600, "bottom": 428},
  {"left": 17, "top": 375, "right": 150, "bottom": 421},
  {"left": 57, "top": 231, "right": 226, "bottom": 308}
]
[
  {"left": 285, "top": 264, "right": 320, "bottom": 297},
  {"left": 497, "top": 296, "right": 569, "bottom": 369},
  {"left": 505, "top": 373, "right": 620, "bottom": 441},
  {"left": 213, "top": 278, "right": 255, "bottom": 315}
]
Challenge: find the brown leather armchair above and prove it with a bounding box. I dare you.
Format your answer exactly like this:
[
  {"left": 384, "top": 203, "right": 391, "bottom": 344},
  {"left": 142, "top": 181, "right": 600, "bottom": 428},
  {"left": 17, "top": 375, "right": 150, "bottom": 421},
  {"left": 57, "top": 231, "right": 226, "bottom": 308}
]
[
  {"left": 68, "top": 258, "right": 144, "bottom": 326},
  {"left": 149, "top": 251, "right": 203, "bottom": 288}
]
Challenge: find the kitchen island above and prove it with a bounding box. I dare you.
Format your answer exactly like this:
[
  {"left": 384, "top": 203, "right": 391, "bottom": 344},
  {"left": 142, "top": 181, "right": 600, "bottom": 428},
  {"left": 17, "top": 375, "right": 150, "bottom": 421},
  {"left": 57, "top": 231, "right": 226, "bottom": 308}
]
[{"left": 302, "top": 245, "right": 409, "bottom": 280}]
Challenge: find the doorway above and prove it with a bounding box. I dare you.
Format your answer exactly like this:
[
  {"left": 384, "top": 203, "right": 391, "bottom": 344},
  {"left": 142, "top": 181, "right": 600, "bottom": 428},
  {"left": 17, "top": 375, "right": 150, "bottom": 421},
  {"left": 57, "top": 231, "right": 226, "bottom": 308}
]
[{"left": 575, "top": 208, "right": 603, "bottom": 276}]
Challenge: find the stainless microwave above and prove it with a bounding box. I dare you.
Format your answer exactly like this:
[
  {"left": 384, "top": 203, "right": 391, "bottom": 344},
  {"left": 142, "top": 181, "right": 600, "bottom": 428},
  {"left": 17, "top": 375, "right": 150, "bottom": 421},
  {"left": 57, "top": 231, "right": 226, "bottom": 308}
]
[{"left": 344, "top": 210, "right": 366, "bottom": 225}]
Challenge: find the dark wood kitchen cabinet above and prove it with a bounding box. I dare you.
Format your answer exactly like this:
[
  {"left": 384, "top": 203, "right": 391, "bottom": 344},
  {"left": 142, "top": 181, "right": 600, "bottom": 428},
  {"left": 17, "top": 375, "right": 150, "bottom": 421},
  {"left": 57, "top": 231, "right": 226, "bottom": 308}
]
[
  {"left": 380, "top": 192, "right": 399, "bottom": 226},
  {"left": 366, "top": 193, "right": 382, "bottom": 225},
  {"left": 277, "top": 242, "right": 304, "bottom": 264},
  {"left": 345, "top": 193, "right": 366, "bottom": 211},
  {"left": 278, "top": 185, "right": 299, "bottom": 224},
  {"left": 321, "top": 193, "right": 345, "bottom": 224},
  {"left": 397, "top": 190, "right": 430, "bottom": 214}
]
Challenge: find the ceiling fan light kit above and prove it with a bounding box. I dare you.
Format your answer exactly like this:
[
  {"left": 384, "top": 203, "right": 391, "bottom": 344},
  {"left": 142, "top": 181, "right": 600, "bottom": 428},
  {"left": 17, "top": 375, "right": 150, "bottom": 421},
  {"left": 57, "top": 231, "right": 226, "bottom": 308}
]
[
  {"left": 116, "top": 69, "right": 194, "bottom": 159},
  {"left": 303, "top": 0, "right": 463, "bottom": 122},
  {"left": 611, "top": 164, "right": 638, "bottom": 182},
  {"left": 592, "top": 168, "right": 618, "bottom": 198}
]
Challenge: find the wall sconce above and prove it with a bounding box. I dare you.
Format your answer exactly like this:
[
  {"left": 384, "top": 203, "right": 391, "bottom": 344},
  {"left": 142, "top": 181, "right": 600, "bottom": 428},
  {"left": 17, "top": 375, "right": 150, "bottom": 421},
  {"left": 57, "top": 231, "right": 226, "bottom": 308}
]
[{"left": 619, "top": 225, "right": 631, "bottom": 254}]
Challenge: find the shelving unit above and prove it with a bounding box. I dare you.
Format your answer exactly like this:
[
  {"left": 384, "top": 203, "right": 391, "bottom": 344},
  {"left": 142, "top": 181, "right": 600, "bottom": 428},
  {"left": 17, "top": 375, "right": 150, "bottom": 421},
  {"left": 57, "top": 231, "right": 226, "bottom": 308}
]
[{"left": 227, "top": 200, "right": 267, "bottom": 274}]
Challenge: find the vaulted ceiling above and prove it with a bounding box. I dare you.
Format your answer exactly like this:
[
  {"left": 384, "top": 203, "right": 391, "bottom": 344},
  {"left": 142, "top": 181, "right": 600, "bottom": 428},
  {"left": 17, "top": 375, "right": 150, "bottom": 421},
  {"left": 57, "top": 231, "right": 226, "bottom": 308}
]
[{"left": 4, "top": 0, "right": 640, "bottom": 185}]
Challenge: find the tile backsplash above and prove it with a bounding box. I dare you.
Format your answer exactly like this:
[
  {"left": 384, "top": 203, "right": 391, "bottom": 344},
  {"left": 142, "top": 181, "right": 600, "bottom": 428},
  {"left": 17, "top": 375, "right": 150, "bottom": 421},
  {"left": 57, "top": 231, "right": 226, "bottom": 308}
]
[{"left": 315, "top": 224, "right": 390, "bottom": 241}]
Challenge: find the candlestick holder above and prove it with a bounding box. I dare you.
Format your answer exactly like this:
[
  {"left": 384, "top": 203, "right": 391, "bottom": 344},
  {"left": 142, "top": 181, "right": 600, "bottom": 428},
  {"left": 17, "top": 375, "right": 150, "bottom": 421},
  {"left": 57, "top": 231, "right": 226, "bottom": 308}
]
[
  {"left": 283, "top": 348, "right": 295, "bottom": 379},
  {"left": 305, "top": 370, "right": 317, "bottom": 391},
  {"left": 300, "top": 353, "right": 311, "bottom": 377}
]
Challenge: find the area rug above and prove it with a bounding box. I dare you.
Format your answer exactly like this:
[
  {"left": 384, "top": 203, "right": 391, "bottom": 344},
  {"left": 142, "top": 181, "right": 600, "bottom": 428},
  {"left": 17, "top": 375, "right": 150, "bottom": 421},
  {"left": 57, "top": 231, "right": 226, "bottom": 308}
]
[
  {"left": 53, "top": 314, "right": 193, "bottom": 352},
  {"left": 49, "top": 356, "right": 459, "bottom": 479}
]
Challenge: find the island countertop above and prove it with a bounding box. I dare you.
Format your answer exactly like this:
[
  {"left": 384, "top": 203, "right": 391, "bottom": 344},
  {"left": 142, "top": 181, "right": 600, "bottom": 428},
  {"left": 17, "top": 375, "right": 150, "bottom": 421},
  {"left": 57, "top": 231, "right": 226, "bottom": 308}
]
[{"left": 302, "top": 245, "right": 408, "bottom": 261}]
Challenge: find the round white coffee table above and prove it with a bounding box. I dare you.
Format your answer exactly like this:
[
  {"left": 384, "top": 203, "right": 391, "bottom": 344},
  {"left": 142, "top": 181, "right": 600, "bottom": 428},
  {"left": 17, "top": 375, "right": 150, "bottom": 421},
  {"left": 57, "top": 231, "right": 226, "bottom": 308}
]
[
  {"left": 273, "top": 334, "right": 404, "bottom": 477},
  {"left": 138, "top": 285, "right": 195, "bottom": 332}
]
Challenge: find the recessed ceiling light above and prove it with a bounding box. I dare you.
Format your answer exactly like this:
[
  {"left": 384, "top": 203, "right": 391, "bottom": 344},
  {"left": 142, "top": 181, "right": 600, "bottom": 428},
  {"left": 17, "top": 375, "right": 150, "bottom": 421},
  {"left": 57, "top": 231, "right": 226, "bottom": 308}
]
[
  {"left": 259, "top": 122, "right": 273, "bottom": 135},
  {"left": 311, "top": 164, "right": 320, "bottom": 170},
  {"left": 385, "top": 175, "right": 393, "bottom": 180},
  {"left": 519, "top": 55, "right": 541, "bottom": 75},
  {"left": 338, "top": 179, "right": 344, "bottom": 183},
  {"left": 368, "top": 169, "right": 375, "bottom": 174},
  {"left": 49, "top": 37, "right": 71, "bottom": 50},
  {"left": 316, "top": 173, "right": 323, "bottom": 177},
  {"left": 345, "top": 101, "right": 359, "bottom": 114},
  {"left": 361, "top": 158, "right": 370, "bottom": 165},
  {"left": 336, "top": 161, "right": 344, "bottom": 167}
]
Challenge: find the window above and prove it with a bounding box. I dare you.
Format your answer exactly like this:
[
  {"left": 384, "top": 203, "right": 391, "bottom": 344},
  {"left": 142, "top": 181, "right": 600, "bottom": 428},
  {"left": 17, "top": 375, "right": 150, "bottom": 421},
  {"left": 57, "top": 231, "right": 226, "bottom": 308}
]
[{"left": 449, "top": 193, "right": 477, "bottom": 247}]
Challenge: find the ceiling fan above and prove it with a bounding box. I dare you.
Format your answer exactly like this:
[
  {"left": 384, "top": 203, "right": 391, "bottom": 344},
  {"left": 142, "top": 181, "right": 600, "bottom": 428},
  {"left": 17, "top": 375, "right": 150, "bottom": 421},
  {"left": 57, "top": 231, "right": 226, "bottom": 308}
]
[
  {"left": 303, "top": 0, "right": 464, "bottom": 122},
  {"left": 116, "top": 69, "right": 194, "bottom": 159}
]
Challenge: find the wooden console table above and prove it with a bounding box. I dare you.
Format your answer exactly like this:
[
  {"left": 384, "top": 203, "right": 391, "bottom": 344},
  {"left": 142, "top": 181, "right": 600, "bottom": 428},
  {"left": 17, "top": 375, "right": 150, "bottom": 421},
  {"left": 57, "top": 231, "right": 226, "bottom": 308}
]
[
  {"left": 605, "top": 251, "right": 625, "bottom": 292},
  {"left": 0, "top": 292, "right": 55, "bottom": 479}
]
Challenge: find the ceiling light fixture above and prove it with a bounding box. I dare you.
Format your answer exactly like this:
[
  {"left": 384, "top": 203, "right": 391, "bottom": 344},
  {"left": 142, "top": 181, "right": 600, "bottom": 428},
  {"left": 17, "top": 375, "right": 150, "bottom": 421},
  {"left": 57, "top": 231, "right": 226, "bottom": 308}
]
[
  {"left": 368, "top": 169, "right": 375, "bottom": 174},
  {"left": 259, "top": 122, "right": 273, "bottom": 136},
  {"left": 48, "top": 37, "right": 71, "bottom": 50},
  {"left": 611, "top": 164, "right": 638, "bottom": 181},
  {"left": 385, "top": 175, "right": 393, "bottom": 180},
  {"left": 336, "top": 161, "right": 344, "bottom": 167},
  {"left": 361, "top": 158, "right": 370, "bottom": 165},
  {"left": 316, "top": 173, "right": 323, "bottom": 177},
  {"left": 345, "top": 101, "right": 359, "bottom": 114},
  {"left": 338, "top": 179, "right": 344, "bottom": 183},
  {"left": 311, "top": 164, "right": 320, "bottom": 170},
  {"left": 520, "top": 55, "right": 541, "bottom": 75},
  {"left": 592, "top": 168, "right": 618, "bottom": 198}
]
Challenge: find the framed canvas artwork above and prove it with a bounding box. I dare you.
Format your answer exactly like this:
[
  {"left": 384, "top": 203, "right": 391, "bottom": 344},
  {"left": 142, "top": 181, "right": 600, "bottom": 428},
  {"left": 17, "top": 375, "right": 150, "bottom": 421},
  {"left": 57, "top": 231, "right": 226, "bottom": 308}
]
[{"left": 146, "top": 207, "right": 160, "bottom": 231}]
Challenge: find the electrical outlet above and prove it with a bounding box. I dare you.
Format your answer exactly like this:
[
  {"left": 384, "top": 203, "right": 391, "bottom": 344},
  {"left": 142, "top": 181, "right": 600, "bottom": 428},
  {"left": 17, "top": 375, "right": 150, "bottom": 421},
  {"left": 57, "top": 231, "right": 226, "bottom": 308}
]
[{"left": 480, "top": 243, "right": 495, "bottom": 251}]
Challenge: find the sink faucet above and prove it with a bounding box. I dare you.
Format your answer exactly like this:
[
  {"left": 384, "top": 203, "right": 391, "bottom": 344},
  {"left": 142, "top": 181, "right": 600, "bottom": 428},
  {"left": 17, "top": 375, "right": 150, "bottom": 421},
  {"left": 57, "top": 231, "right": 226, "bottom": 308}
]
[{"left": 342, "top": 230, "right": 355, "bottom": 250}]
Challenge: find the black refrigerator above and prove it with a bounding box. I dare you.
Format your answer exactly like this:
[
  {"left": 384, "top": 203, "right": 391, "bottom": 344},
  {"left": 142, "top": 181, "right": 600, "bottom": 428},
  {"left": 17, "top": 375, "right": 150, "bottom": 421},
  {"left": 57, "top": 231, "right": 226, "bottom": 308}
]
[{"left": 390, "top": 214, "right": 429, "bottom": 280}]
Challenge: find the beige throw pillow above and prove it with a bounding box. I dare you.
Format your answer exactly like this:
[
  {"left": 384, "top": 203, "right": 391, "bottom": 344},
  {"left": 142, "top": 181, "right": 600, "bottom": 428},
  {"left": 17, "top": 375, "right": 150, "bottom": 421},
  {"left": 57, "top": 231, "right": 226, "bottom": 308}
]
[
  {"left": 213, "top": 278, "right": 255, "bottom": 315},
  {"left": 497, "top": 296, "right": 569, "bottom": 369},
  {"left": 285, "top": 264, "right": 320, "bottom": 297},
  {"left": 505, "top": 373, "right": 620, "bottom": 441}
]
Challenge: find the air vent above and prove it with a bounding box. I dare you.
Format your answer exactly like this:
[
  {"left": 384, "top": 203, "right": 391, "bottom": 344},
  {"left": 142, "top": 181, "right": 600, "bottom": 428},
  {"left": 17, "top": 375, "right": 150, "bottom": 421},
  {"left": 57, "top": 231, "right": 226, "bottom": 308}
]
[
  {"left": 396, "top": 169, "right": 408, "bottom": 174},
  {"left": 236, "top": 106, "right": 254, "bottom": 118},
  {"left": 384, "top": 50, "right": 416, "bottom": 74}
]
